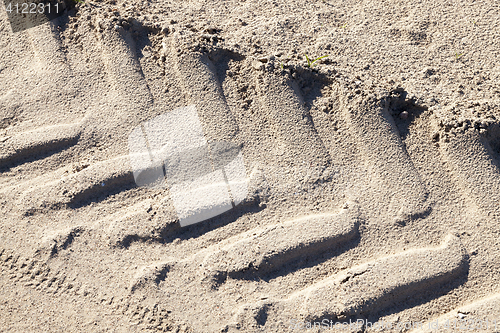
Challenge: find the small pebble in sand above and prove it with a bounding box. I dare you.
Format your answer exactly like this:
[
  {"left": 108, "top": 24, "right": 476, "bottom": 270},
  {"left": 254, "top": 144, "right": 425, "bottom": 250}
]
[
  {"left": 114, "top": 25, "right": 121, "bottom": 31},
  {"left": 400, "top": 111, "right": 409, "bottom": 120}
]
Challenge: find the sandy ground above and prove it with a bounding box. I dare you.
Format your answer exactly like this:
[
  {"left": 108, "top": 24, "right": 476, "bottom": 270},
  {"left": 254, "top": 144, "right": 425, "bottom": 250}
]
[{"left": 1, "top": 0, "right": 500, "bottom": 332}]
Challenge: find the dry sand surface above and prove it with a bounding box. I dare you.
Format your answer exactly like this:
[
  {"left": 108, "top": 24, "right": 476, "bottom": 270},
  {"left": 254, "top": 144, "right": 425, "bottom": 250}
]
[{"left": 1, "top": 0, "right": 500, "bottom": 332}]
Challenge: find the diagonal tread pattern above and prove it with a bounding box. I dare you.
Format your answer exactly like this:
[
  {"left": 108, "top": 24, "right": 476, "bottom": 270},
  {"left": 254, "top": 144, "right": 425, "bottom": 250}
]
[
  {"left": 228, "top": 235, "right": 467, "bottom": 331},
  {"left": 17, "top": 156, "right": 134, "bottom": 215},
  {"left": 202, "top": 204, "right": 360, "bottom": 277},
  {"left": 341, "top": 92, "right": 430, "bottom": 223}
]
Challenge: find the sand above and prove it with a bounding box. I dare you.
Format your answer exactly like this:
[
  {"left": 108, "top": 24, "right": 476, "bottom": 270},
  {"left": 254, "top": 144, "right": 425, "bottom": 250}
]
[{"left": 1, "top": 0, "right": 500, "bottom": 332}]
